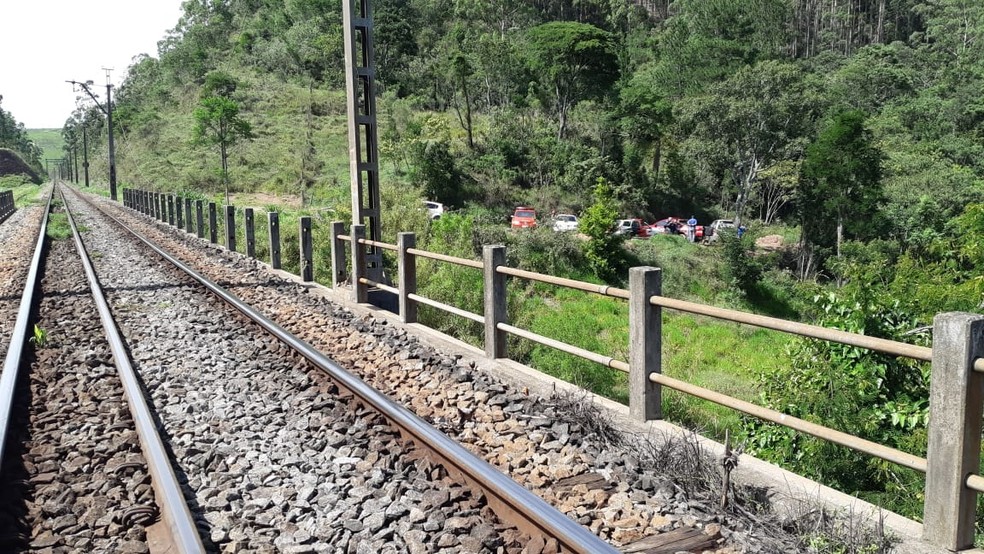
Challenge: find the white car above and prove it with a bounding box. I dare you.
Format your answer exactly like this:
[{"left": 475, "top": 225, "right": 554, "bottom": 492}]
[
  {"left": 423, "top": 201, "right": 444, "bottom": 220},
  {"left": 552, "top": 214, "right": 579, "bottom": 232}
]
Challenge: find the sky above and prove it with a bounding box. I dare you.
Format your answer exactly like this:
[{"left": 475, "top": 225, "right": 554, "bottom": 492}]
[{"left": 0, "top": 0, "right": 185, "bottom": 129}]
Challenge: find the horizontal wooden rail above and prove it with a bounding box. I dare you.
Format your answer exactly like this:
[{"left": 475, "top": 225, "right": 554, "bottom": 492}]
[
  {"left": 650, "top": 295, "right": 933, "bottom": 362},
  {"left": 647, "top": 372, "right": 928, "bottom": 473},
  {"left": 358, "top": 238, "right": 398, "bottom": 252},
  {"left": 408, "top": 293, "right": 484, "bottom": 324},
  {"left": 408, "top": 248, "right": 483, "bottom": 269},
  {"left": 497, "top": 323, "right": 630, "bottom": 372},
  {"left": 497, "top": 266, "right": 630, "bottom": 299},
  {"left": 359, "top": 277, "right": 399, "bottom": 295}
]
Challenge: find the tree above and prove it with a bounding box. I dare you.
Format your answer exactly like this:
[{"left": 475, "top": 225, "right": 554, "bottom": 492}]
[
  {"left": 679, "top": 60, "right": 820, "bottom": 227},
  {"left": 798, "top": 110, "right": 883, "bottom": 277},
  {"left": 525, "top": 22, "right": 618, "bottom": 139},
  {"left": 579, "top": 178, "right": 626, "bottom": 283},
  {"left": 193, "top": 72, "right": 254, "bottom": 204}
]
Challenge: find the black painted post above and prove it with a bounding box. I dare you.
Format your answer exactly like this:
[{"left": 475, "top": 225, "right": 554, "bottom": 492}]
[
  {"left": 196, "top": 201, "right": 204, "bottom": 239},
  {"left": 225, "top": 205, "right": 236, "bottom": 252},
  {"left": 208, "top": 202, "right": 217, "bottom": 244},
  {"left": 157, "top": 193, "right": 164, "bottom": 221},
  {"left": 300, "top": 216, "right": 313, "bottom": 281},
  {"left": 185, "top": 198, "right": 193, "bottom": 233},
  {"left": 176, "top": 197, "right": 184, "bottom": 229},
  {"left": 268, "top": 212, "right": 281, "bottom": 269},
  {"left": 330, "top": 221, "right": 346, "bottom": 289},
  {"left": 245, "top": 208, "right": 256, "bottom": 258},
  {"left": 168, "top": 196, "right": 175, "bottom": 226},
  {"left": 351, "top": 224, "right": 367, "bottom": 303}
]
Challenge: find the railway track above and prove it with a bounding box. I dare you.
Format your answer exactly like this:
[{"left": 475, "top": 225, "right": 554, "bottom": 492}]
[{"left": 0, "top": 184, "right": 624, "bottom": 552}]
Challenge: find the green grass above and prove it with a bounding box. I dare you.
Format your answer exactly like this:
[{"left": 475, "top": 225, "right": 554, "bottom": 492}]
[
  {"left": 27, "top": 129, "right": 65, "bottom": 161},
  {"left": 46, "top": 212, "right": 71, "bottom": 240}
]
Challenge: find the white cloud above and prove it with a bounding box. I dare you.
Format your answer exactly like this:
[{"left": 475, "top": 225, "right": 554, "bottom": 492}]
[{"left": 0, "top": 0, "right": 184, "bottom": 128}]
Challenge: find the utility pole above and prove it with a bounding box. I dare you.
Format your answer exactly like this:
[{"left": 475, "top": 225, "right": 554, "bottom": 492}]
[
  {"left": 344, "top": 0, "right": 383, "bottom": 282},
  {"left": 104, "top": 68, "right": 117, "bottom": 201},
  {"left": 82, "top": 126, "right": 90, "bottom": 187},
  {"left": 67, "top": 68, "right": 117, "bottom": 200}
]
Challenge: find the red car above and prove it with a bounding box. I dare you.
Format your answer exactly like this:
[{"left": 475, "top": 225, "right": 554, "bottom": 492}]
[
  {"left": 511, "top": 207, "right": 537, "bottom": 229},
  {"left": 652, "top": 217, "right": 704, "bottom": 240}
]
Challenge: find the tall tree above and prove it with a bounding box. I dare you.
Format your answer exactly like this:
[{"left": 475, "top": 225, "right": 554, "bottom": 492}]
[
  {"left": 798, "top": 109, "right": 883, "bottom": 276},
  {"left": 193, "top": 72, "right": 254, "bottom": 204},
  {"left": 525, "top": 21, "right": 618, "bottom": 139}
]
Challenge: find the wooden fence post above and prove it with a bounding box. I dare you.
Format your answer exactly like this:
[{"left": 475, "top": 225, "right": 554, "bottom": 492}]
[
  {"left": 484, "top": 245, "right": 507, "bottom": 359},
  {"left": 196, "top": 200, "right": 204, "bottom": 239},
  {"left": 351, "top": 224, "right": 367, "bottom": 303},
  {"left": 225, "top": 205, "right": 236, "bottom": 251},
  {"left": 208, "top": 202, "right": 217, "bottom": 244},
  {"left": 398, "top": 232, "right": 417, "bottom": 324},
  {"left": 300, "top": 216, "right": 313, "bottom": 281},
  {"left": 331, "top": 221, "right": 346, "bottom": 290},
  {"left": 245, "top": 208, "right": 256, "bottom": 258},
  {"left": 923, "top": 313, "right": 984, "bottom": 550},
  {"left": 185, "top": 198, "right": 193, "bottom": 233},
  {"left": 268, "top": 212, "right": 281, "bottom": 269},
  {"left": 629, "top": 267, "right": 663, "bottom": 421}
]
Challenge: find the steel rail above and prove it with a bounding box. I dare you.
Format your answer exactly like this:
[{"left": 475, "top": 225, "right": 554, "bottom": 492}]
[
  {"left": 498, "top": 323, "right": 630, "bottom": 372},
  {"left": 648, "top": 371, "right": 928, "bottom": 473},
  {"left": 407, "top": 247, "right": 484, "bottom": 269},
  {"left": 78, "top": 191, "right": 618, "bottom": 553},
  {"left": 650, "top": 295, "right": 932, "bottom": 362},
  {"left": 61, "top": 186, "right": 206, "bottom": 553},
  {"left": 0, "top": 185, "right": 53, "bottom": 473},
  {"left": 407, "top": 293, "right": 485, "bottom": 324}
]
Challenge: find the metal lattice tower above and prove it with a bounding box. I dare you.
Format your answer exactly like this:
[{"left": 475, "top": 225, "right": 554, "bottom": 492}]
[{"left": 343, "top": 0, "right": 383, "bottom": 282}]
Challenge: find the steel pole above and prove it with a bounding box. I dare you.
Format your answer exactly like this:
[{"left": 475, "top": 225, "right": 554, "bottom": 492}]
[{"left": 107, "top": 83, "right": 117, "bottom": 201}]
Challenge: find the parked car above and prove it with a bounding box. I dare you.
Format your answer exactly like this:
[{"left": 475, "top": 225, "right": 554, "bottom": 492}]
[
  {"left": 652, "top": 217, "right": 705, "bottom": 240},
  {"left": 552, "top": 214, "right": 579, "bottom": 232},
  {"left": 709, "top": 219, "right": 735, "bottom": 235},
  {"left": 614, "top": 218, "right": 646, "bottom": 237},
  {"left": 511, "top": 207, "right": 537, "bottom": 229},
  {"left": 423, "top": 200, "right": 444, "bottom": 220}
]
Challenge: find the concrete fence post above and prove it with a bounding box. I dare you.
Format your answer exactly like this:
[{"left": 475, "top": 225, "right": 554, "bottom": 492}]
[
  {"left": 351, "top": 224, "right": 367, "bottom": 303},
  {"left": 484, "top": 245, "right": 507, "bottom": 359},
  {"left": 185, "top": 198, "right": 193, "bottom": 232},
  {"left": 176, "top": 196, "right": 184, "bottom": 229},
  {"left": 143, "top": 191, "right": 149, "bottom": 215},
  {"left": 154, "top": 193, "right": 161, "bottom": 220},
  {"left": 629, "top": 267, "right": 663, "bottom": 421},
  {"left": 167, "top": 196, "right": 175, "bottom": 226},
  {"left": 196, "top": 200, "right": 204, "bottom": 239},
  {"left": 245, "top": 208, "right": 256, "bottom": 258},
  {"left": 225, "top": 205, "right": 236, "bottom": 252},
  {"left": 300, "top": 216, "right": 313, "bottom": 282},
  {"left": 268, "top": 212, "right": 281, "bottom": 269},
  {"left": 398, "top": 233, "right": 417, "bottom": 324},
  {"left": 208, "top": 202, "right": 217, "bottom": 244},
  {"left": 330, "top": 221, "right": 346, "bottom": 290},
  {"left": 923, "top": 313, "right": 984, "bottom": 551}
]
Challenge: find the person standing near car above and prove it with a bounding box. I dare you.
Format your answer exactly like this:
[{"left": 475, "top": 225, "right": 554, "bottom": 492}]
[{"left": 686, "top": 215, "right": 697, "bottom": 242}]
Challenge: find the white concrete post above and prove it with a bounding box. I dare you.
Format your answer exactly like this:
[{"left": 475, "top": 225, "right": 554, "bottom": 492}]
[
  {"left": 924, "top": 313, "right": 984, "bottom": 551},
  {"left": 629, "top": 267, "right": 662, "bottom": 421},
  {"left": 398, "top": 233, "right": 417, "bottom": 324}
]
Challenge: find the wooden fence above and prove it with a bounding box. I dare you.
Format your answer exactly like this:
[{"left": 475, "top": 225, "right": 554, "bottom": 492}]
[{"left": 122, "top": 189, "right": 984, "bottom": 551}]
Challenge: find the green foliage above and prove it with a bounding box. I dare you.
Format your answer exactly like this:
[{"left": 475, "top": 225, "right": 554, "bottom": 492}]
[
  {"left": 579, "top": 178, "right": 626, "bottom": 283},
  {"left": 46, "top": 212, "right": 71, "bottom": 240},
  {"left": 742, "top": 290, "right": 930, "bottom": 514},
  {"left": 721, "top": 232, "right": 763, "bottom": 294},
  {"left": 29, "top": 324, "right": 48, "bottom": 348}
]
